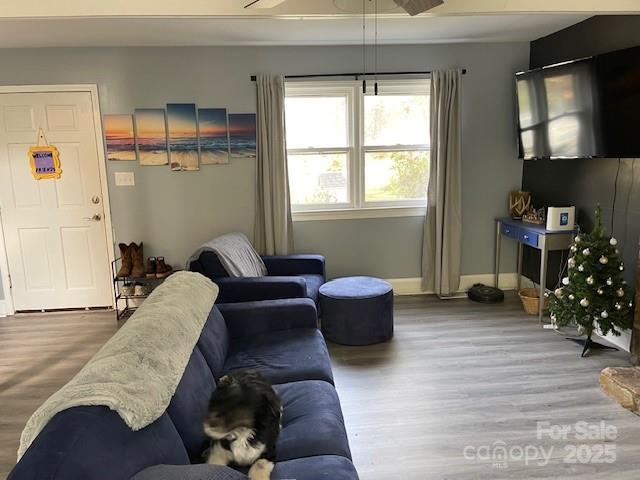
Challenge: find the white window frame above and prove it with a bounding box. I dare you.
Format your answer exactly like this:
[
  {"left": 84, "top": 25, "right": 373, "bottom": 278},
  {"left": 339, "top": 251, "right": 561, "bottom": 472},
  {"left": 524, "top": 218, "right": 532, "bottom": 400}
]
[{"left": 286, "top": 79, "right": 430, "bottom": 221}]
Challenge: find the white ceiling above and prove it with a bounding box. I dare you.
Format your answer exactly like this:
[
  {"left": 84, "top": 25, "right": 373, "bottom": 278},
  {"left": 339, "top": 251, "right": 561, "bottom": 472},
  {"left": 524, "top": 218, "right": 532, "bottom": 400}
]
[
  {"left": 2, "top": 0, "right": 640, "bottom": 18},
  {"left": 0, "top": 0, "right": 638, "bottom": 48},
  {"left": 0, "top": 15, "right": 593, "bottom": 48}
]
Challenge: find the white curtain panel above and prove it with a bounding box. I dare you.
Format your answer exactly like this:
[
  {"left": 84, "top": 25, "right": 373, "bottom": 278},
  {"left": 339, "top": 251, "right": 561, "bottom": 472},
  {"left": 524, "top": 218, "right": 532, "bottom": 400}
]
[
  {"left": 254, "top": 74, "right": 294, "bottom": 255},
  {"left": 422, "top": 69, "right": 463, "bottom": 296}
]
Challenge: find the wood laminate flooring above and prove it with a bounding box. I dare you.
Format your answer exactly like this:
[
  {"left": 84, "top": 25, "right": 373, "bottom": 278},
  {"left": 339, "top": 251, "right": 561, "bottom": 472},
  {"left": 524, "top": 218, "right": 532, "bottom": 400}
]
[{"left": 1, "top": 294, "right": 639, "bottom": 479}]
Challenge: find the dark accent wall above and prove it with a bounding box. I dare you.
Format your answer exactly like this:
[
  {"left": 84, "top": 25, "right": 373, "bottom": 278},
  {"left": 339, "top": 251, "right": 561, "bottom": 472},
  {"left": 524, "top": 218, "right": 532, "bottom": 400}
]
[{"left": 522, "top": 16, "right": 640, "bottom": 290}]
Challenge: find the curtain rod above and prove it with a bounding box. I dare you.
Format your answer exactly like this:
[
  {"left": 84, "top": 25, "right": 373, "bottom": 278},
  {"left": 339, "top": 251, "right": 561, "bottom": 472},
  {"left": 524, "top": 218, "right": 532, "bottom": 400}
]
[{"left": 250, "top": 69, "right": 466, "bottom": 81}]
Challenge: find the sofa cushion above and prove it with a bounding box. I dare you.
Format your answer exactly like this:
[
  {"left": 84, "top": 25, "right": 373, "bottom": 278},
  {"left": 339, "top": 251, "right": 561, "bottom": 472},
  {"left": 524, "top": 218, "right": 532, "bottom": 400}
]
[
  {"left": 223, "top": 328, "right": 333, "bottom": 385},
  {"left": 197, "top": 306, "right": 229, "bottom": 379},
  {"left": 132, "top": 456, "right": 359, "bottom": 480},
  {"left": 274, "top": 380, "right": 351, "bottom": 462},
  {"left": 273, "top": 455, "right": 359, "bottom": 480},
  {"left": 132, "top": 464, "right": 247, "bottom": 480},
  {"left": 8, "top": 407, "right": 188, "bottom": 480},
  {"left": 167, "top": 347, "right": 216, "bottom": 463},
  {"left": 298, "top": 273, "right": 324, "bottom": 302}
]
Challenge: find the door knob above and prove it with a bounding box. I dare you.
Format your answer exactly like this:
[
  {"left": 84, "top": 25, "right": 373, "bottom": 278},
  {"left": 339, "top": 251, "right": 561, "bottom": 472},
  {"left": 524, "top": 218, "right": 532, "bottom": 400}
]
[
  {"left": 91, "top": 196, "right": 101, "bottom": 204},
  {"left": 83, "top": 213, "right": 102, "bottom": 222}
]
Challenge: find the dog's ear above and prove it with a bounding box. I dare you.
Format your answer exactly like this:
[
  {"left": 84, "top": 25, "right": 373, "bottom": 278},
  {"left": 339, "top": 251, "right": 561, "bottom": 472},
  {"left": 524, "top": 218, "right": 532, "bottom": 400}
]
[{"left": 218, "top": 375, "right": 234, "bottom": 387}]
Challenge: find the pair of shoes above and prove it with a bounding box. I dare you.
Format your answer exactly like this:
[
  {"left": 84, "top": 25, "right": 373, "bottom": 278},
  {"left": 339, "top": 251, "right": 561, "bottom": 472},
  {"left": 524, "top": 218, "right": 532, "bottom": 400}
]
[
  {"left": 121, "top": 282, "right": 134, "bottom": 296},
  {"left": 134, "top": 283, "right": 151, "bottom": 296},
  {"left": 121, "top": 282, "right": 150, "bottom": 297},
  {"left": 117, "top": 242, "right": 145, "bottom": 278},
  {"left": 145, "top": 256, "right": 173, "bottom": 278}
]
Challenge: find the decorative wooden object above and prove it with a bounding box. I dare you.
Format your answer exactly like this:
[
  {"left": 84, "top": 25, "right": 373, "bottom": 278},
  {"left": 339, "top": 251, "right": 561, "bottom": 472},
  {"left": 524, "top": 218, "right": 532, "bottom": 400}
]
[
  {"left": 509, "top": 190, "right": 531, "bottom": 219},
  {"left": 521, "top": 207, "right": 546, "bottom": 225}
]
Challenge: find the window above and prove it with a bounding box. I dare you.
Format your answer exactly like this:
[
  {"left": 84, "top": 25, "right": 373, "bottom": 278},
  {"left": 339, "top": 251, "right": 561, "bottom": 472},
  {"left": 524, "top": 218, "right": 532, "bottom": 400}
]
[{"left": 285, "top": 80, "right": 430, "bottom": 219}]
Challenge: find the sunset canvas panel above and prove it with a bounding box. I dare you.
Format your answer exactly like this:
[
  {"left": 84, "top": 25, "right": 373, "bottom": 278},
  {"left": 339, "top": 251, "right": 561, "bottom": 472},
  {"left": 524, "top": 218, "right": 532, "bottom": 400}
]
[
  {"left": 167, "top": 103, "right": 199, "bottom": 171},
  {"left": 134, "top": 109, "right": 169, "bottom": 166},
  {"left": 198, "top": 108, "right": 229, "bottom": 165},
  {"left": 104, "top": 114, "right": 136, "bottom": 161},
  {"left": 229, "top": 113, "right": 257, "bottom": 158}
]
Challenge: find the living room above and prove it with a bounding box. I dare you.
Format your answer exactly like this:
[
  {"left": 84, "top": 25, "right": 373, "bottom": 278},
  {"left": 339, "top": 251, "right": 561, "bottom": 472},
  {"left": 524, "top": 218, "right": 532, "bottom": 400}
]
[{"left": 1, "top": 1, "right": 640, "bottom": 479}]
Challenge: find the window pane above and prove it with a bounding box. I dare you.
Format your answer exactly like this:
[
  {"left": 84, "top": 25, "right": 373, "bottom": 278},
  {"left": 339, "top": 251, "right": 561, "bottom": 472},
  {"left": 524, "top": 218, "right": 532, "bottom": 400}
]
[
  {"left": 364, "top": 94, "right": 429, "bottom": 146},
  {"left": 285, "top": 96, "right": 348, "bottom": 148},
  {"left": 365, "top": 150, "right": 429, "bottom": 202},
  {"left": 288, "top": 153, "right": 348, "bottom": 205}
]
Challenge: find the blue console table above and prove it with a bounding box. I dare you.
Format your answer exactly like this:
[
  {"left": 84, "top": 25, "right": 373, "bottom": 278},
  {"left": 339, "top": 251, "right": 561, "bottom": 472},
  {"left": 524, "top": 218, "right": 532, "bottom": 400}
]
[{"left": 495, "top": 217, "right": 576, "bottom": 324}]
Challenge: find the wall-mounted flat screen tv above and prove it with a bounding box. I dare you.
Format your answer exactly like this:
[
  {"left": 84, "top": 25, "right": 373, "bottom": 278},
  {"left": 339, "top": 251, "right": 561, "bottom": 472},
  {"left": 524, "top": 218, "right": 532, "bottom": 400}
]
[{"left": 516, "top": 46, "right": 640, "bottom": 159}]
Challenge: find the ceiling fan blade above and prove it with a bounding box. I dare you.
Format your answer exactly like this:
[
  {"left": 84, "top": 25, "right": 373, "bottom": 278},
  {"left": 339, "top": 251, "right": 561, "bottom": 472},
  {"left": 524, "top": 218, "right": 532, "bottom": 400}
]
[
  {"left": 393, "top": 0, "right": 444, "bottom": 16},
  {"left": 244, "top": 0, "right": 288, "bottom": 8}
]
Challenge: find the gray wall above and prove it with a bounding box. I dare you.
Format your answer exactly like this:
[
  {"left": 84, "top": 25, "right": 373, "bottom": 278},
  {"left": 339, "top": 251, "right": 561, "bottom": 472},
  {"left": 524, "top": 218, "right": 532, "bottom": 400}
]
[{"left": 0, "top": 43, "right": 528, "bottom": 288}]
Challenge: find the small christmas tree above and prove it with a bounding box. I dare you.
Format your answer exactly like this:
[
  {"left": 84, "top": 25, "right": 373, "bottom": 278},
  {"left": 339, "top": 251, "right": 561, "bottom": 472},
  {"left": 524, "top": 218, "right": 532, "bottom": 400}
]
[{"left": 548, "top": 206, "right": 633, "bottom": 356}]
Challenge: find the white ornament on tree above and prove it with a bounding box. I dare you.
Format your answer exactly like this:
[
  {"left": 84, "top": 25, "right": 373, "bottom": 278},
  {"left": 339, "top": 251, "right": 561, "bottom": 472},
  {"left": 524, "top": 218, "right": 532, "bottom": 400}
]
[
  {"left": 606, "top": 278, "right": 613, "bottom": 286},
  {"left": 568, "top": 257, "right": 576, "bottom": 268},
  {"left": 617, "top": 288, "right": 625, "bottom": 297},
  {"left": 615, "top": 303, "right": 622, "bottom": 311},
  {"left": 601, "top": 310, "right": 609, "bottom": 318},
  {"left": 575, "top": 235, "right": 582, "bottom": 243},
  {"left": 599, "top": 256, "right": 609, "bottom": 264},
  {"left": 569, "top": 294, "right": 575, "bottom": 300},
  {"left": 562, "top": 277, "right": 570, "bottom": 286},
  {"left": 580, "top": 298, "right": 590, "bottom": 307},
  {"left": 597, "top": 288, "right": 604, "bottom": 295},
  {"left": 570, "top": 245, "right": 577, "bottom": 253},
  {"left": 586, "top": 276, "right": 595, "bottom": 285},
  {"left": 610, "top": 237, "right": 618, "bottom": 246},
  {"left": 578, "top": 265, "right": 585, "bottom": 272},
  {"left": 582, "top": 248, "right": 591, "bottom": 256},
  {"left": 554, "top": 288, "right": 564, "bottom": 298}
]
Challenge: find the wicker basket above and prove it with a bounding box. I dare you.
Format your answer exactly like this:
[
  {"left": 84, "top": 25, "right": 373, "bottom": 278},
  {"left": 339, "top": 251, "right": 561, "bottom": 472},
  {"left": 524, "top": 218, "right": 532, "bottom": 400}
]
[{"left": 518, "top": 288, "right": 549, "bottom": 315}]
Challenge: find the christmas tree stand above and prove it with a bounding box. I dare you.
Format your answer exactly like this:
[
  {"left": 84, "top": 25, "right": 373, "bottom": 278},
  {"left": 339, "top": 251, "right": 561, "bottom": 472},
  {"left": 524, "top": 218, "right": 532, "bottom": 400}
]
[{"left": 567, "top": 336, "right": 619, "bottom": 357}]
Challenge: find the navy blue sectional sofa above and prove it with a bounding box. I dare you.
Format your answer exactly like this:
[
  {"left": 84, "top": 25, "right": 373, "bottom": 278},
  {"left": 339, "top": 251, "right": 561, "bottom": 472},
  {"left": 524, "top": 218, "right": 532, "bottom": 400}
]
[
  {"left": 189, "top": 253, "right": 326, "bottom": 305},
  {"left": 9, "top": 298, "right": 358, "bottom": 480}
]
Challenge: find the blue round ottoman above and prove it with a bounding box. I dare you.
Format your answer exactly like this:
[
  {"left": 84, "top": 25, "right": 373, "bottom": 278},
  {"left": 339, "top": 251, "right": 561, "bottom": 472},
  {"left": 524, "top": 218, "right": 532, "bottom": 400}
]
[{"left": 319, "top": 276, "right": 394, "bottom": 346}]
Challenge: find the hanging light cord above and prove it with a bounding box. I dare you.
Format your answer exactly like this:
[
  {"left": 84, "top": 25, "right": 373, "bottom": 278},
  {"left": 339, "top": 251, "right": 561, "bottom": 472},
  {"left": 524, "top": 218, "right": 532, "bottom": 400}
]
[
  {"left": 362, "top": 0, "right": 366, "bottom": 93},
  {"left": 374, "top": 0, "right": 378, "bottom": 95},
  {"left": 611, "top": 157, "right": 621, "bottom": 232}
]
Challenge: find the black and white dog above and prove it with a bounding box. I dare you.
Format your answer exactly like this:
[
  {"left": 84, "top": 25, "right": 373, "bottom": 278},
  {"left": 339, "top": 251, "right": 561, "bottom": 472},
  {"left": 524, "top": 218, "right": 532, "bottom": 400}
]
[{"left": 204, "top": 371, "right": 282, "bottom": 480}]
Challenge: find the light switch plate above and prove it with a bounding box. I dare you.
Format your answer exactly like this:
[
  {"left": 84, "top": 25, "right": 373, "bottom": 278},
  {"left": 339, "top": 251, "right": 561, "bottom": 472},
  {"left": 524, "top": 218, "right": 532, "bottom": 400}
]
[{"left": 114, "top": 171, "right": 135, "bottom": 186}]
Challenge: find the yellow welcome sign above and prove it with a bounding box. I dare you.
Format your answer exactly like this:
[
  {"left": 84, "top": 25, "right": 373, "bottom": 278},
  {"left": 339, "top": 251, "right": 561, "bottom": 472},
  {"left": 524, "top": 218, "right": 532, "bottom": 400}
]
[{"left": 29, "top": 128, "right": 62, "bottom": 180}]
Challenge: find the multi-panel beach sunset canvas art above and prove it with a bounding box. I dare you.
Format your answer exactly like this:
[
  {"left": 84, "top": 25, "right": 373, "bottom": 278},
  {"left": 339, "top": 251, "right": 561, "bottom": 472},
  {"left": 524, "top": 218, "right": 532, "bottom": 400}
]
[
  {"left": 104, "top": 114, "right": 136, "bottom": 161},
  {"left": 229, "top": 113, "right": 257, "bottom": 158},
  {"left": 167, "top": 103, "right": 199, "bottom": 171},
  {"left": 198, "top": 108, "right": 229, "bottom": 165},
  {"left": 134, "top": 109, "right": 169, "bottom": 166}
]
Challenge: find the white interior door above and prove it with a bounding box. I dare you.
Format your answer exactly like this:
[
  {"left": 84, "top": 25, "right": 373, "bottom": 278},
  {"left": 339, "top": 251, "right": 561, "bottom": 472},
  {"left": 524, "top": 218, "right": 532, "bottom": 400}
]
[{"left": 0, "top": 90, "right": 112, "bottom": 311}]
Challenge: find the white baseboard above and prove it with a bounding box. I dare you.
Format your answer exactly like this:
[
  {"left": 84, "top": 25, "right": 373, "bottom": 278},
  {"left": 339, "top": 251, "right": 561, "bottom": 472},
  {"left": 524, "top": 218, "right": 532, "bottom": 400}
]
[
  {"left": 0, "top": 299, "right": 8, "bottom": 317},
  {"left": 386, "top": 273, "right": 526, "bottom": 296}
]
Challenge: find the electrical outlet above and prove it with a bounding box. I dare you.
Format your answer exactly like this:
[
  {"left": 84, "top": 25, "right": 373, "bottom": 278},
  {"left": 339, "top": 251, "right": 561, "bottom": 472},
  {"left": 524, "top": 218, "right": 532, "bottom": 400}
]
[{"left": 114, "top": 171, "right": 135, "bottom": 186}]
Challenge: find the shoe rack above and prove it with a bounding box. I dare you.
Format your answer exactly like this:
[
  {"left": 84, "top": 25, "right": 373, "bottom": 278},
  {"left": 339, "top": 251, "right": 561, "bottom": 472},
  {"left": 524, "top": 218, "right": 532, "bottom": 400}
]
[{"left": 111, "top": 257, "right": 178, "bottom": 321}]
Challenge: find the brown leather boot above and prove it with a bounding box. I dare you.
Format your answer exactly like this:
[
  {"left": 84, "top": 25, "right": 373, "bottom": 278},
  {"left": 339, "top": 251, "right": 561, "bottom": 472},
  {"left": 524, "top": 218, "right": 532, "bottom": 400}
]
[
  {"left": 130, "top": 242, "right": 145, "bottom": 278},
  {"left": 156, "top": 257, "right": 173, "bottom": 278},
  {"left": 117, "top": 243, "right": 132, "bottom": 278},
  {"left": 146, "top": 257, "right": 157, "bottom": 278}
]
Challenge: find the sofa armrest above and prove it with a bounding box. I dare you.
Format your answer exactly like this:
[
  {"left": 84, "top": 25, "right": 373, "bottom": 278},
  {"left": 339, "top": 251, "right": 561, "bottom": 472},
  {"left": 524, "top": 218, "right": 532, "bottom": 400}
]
[
  {"left": 262, "top": 254, "right": 326, "bottom": 278},
  {"left": 132, "top": 464, "right": 247, "bottom": 480},
  {"left": 218, "top": 298, "right": 318, "bottom": 339},
  {"left": 214, "top": 276, "right": 307, "bottom": 303}
]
